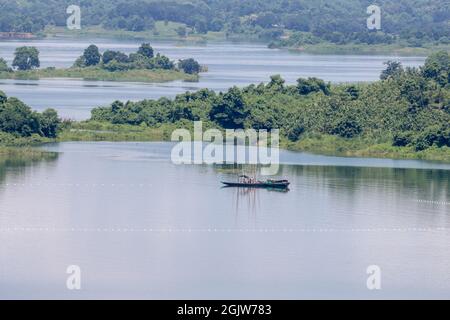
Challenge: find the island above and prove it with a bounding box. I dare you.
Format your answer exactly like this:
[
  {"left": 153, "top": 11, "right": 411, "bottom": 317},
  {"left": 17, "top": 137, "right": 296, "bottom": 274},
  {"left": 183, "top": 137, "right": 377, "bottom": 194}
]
[
  {"left": 0, "top": 43, "right": 203, "bottom": 83},
  {"left": 1, "top": 51, "right": 449, "bottom": 162}
]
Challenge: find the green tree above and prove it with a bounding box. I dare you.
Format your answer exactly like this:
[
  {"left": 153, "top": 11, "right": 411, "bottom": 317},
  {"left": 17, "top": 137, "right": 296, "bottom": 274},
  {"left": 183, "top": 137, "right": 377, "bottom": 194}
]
[
  {"left": 210, "top": 87, "right": 248, "bottom": 129},
  {"left": 266, "top": 75, "right": 285, "bottom": 92},
  {"left": 179, "top": 58, "right": 201, "bottom": 74},
  {"left": 137, "top": 43, "right": 154, "bottom": 59},
  {"left": 12, "top": 46, "right": 40, "bottom": 71},
  {"left": 297, "top": 77, "right": 330, "bottom": 95},
  {"left": 422, "top": 51, "right": 449, "bottom": 86},
  {"left": 331, "top": 116, "right": 363, "bottom": 138},
  {"left": 150, "top": 54, "right": 174, "bottom": 70},
  {"left": 83, "top": 45, "right": 101, "bottom": 66},
  {"left": 0, "top": 97, "right": 40, "bottom": 136},
  {"left": 102, "top": 50, "right": 129, "bottom": 64},
  {"left": 0, "top": 58, "right": 11, "bottom": 72},
  {"left": 39, "top": 109, "right": 60, "bottom": 138},
  {"left": 0, "top": 90, "right": 7, "bottom": 104},
  {"left": 380, "top": 61, "right": 404, "bottom": 80}
]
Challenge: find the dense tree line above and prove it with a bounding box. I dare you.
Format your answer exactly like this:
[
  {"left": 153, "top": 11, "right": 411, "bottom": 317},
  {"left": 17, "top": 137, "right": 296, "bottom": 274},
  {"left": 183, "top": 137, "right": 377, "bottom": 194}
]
[
  {"left": 91, "top": 51, "right": 450, "bottom": 152},
  {"left": 72, "top": 43, "right": 200, "bottom": 73},
  {"left": 0, "top": 43, "right": 201, "bottom": 74},
  {"left": 0, "top": 91, "right": 60, "bottom": 138},
  {"left": 0, "top": 0, "right": 448, "bottom": 46}
]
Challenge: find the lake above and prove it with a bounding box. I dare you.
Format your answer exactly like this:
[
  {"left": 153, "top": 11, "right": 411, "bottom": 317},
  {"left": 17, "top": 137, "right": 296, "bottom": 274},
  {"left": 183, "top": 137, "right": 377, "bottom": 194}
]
[
  {"left": 0, "top": 142, "right": 449, "bottom": 299},
  {"left": 0, "top": 39, "right": 425, "bottom": 120}
]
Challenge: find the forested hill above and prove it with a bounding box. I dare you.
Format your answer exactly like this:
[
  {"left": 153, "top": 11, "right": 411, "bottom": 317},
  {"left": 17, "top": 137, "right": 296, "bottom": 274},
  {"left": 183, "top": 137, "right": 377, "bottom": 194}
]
[{"left": 0, "top": 0, "right": 448, "bottom": 47}]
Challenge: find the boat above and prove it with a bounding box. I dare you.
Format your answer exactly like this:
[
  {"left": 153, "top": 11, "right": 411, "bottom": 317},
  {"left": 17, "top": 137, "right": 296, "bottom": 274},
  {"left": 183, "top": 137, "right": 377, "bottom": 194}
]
[{"left": 222, "top": 175, "right": 290, "bottom": 189}]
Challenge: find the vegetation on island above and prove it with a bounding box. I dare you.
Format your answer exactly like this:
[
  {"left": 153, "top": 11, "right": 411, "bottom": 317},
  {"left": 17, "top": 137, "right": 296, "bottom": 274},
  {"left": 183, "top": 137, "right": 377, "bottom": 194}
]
[
  {"left": 0, "top": 43, "right": 202, "bottom": 82},
  {"left": 1, "top": 51, "right": 449, "bottom": 162},
  {"left": 1, "top": 0, "right": 449, "bottom": 53},
  {"left": 0, "top": 89, "right": 61, "bottom": 160},
  {"left": 86, "top": 51, "right": 450, "bottom": 161}
]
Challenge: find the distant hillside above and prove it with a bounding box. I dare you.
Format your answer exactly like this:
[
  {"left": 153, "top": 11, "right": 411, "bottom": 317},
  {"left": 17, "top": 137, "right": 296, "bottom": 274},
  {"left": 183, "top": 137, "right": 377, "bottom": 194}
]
[{"left": 0, "top": 0, "right": 448, "bottom": 46}]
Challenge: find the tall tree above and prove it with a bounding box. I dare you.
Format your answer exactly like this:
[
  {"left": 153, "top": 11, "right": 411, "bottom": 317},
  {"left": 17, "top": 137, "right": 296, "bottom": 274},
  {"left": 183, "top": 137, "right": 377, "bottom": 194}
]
[
  {"left": 137, "top": 43, "right": 154, "bottom": 59},
  {"left": 178, "top": 58, "right": 201, "bottom": 74},
  {"left": 12, "top": 46, "right": 40, "bottom": 71},
  {"left": 83, "top": 45, "right": 102, "bottom": 66},
  {"left": 210, "top": 87, "right": 248, "bottom": 129}
]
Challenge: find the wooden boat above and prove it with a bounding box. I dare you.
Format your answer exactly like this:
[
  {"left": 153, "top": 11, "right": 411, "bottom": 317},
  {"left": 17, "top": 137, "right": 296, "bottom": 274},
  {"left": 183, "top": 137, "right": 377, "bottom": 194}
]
[{"left": 222, "top": 176, "right": 290, "bottom": 189}]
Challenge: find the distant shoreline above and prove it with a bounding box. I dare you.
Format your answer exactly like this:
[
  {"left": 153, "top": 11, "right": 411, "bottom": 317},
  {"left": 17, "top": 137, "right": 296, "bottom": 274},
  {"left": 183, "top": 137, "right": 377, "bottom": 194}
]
[{"left": 41, "top": 26, "right": 450, "bottom": 56}]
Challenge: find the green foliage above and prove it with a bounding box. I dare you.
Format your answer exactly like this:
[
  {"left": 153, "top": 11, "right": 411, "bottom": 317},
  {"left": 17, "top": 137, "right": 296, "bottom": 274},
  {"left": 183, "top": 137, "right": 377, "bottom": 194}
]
[
  {"left": 137, "top": 43, "right": 154, "bottom": 59},
  {"left": 210, "top": 87, "right": 248, "bottom": 129},
  {"left": 72, "top": 44, "right": 180, "bottom": 72},
  {"left": 0, "top": 90, "right": 6, "bottom": 104},
  {"left": 393, "top": 132, "right": 414, "bottom": 147},
  {"left": 39, "top": 108, "right": 61, "bottom": 138},
  {"left": 422, "top": 51, "right": 450, "bottom": 86},
  {"left": 380, "top": 61, "right": 404, "bottom": 80},
  {"left": 150, "top": 53, "right": 174, "bottom": 70},
  {"left": 414, "top": 125, "right": 450, "bottom": 151},
  {"left": 331, "top": 116, "right": 363, "bottom": 138},
  {"left": 102, "top": 50, "right": 129, "bottom": 64},
  {"left": 179, "top": 58, "right": 201, "bottom": 74},
  {"left": 12, "top": 46, "right": 40, "bottom": 71},
  {"left": 0, "top": 58, "right": 12, "bottom": 72},
  {"left": 297, "top": 77, "right": 330, "bottom": 95},
  {"left": 1, "top": 1, "right": 448, "bottom": 48},
  {"left": 83, "top": 45, "right": 102, "bottom": 66},
  {"left": 89, "top": 51, "right": 450, "bottom": 157},
  {"left": 0, "top": 92, "right": 60, "bottom": 138}
]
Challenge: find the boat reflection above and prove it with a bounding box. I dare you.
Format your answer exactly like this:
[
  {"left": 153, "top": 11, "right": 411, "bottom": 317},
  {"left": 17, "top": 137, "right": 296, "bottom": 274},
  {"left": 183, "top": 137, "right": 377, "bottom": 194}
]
[{"left": 222, "top": 185, "right": 290, "bottom": 224}]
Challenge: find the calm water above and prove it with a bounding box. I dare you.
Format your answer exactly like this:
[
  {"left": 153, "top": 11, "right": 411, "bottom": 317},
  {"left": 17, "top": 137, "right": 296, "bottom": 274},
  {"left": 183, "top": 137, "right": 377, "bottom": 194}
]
[
  {"left": 0, "top": 142, "right": 449, "bottom": 299},
  {"left": 0, "top": 39, "right": 425, "bottom": 119}
]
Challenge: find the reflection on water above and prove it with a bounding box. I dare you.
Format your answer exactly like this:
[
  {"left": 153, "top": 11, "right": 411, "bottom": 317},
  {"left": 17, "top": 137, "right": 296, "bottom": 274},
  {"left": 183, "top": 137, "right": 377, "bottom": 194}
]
[
  {"left": 0, "top": 142, "right": 449, "bottom": 299},
  {"left": 0, "top": 151, "right": 58, "bottom": 185}
]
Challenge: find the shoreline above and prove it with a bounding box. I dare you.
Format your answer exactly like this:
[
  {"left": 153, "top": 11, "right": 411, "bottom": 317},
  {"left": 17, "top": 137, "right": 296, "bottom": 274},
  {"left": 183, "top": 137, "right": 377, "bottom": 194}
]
[
  {"left": 0, "top": 68, "right": 198, "bottom": 83},
  {"left": 42, "top": 27, "right": 450, "bottom": 56},
  {"left": 51, "top": 123, "right": 450, "bottom": 163},
  {"left": 4, "top": 130, "right": 450, "bottom": 164}
]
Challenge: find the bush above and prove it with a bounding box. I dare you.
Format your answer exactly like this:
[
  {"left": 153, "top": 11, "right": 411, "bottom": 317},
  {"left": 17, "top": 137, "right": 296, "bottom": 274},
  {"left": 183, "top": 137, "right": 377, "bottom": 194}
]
[
  {"left": 331, "top": 117, "right": 363, "bottom": 138},
  {"left": 103, "top": 60, "right": 130, "bottom": 72},
  {"left": 393, "top": 131, "right": 414, "bottom": 147},
  {"left": 297, "top": 77, "right": 330, "bottom": 95},
  {"left": 179, "top": 58, "right": 201, "bottom": 74},
  {"left": 414, "top": 125, "right": 450, "bottom": 151},
  {"left": 0, "top": 58, "right": 12, "bottom": 72},
  {"left": 0, "top": 93, "right": 60, "bottom": 138}
]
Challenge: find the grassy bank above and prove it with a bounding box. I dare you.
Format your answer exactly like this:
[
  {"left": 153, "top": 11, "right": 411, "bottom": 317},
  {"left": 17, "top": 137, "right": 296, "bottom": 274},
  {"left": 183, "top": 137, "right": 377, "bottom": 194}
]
[
  {"left": 57, "top": 122, "right": 450, "bottom": 163},
  {"left": 0, "top": 146, "right": 56, "bottom": 159},
  {"left": 285, "top": 134, "right": 450, "bottom": 162},
  {"left": 0, "top": 67, "right": 198, "bottom": 83},
  {"left": 3, "top": 124, "right": 449, "bottom": 163},
  {"left": 58, "top": 121, "right": 180, "bottom": 142},
  {"left": 284, "top": 44, "right": 450, "bottom": 56},
  {"left": 45, "top": 24, "right": 228, "bottom": 43},
  {"left": 0, "top": 133, "right": 56, "bottom": 160}
]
